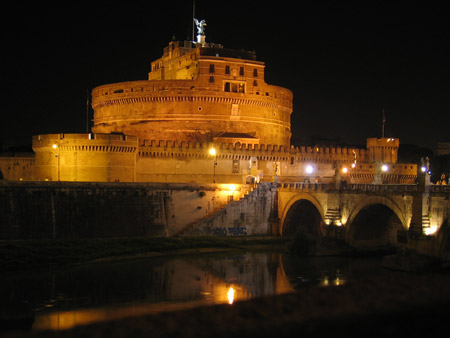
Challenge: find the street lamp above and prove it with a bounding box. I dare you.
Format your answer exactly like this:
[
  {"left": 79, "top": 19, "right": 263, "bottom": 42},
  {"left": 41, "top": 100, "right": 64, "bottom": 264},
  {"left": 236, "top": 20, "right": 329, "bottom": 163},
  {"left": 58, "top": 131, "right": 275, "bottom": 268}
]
[
  {"left": 352, "top": 149, "right": 357, "bottom": 181},
  {"left": 52, "top": 143, "right": 60, "bottom": 181},
  {"left": 305, "top": 164, "right": 314, "bottom": 184},
  {"left": 209, "top": 147, "right": 217, "bottom": 183}
]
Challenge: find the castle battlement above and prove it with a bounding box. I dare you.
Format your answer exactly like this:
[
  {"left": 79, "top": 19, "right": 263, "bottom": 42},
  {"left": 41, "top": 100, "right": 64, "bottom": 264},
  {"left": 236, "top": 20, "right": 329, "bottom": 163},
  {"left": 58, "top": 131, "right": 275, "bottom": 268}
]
[
  {"left": 138, "top": 139, "right": 366, "bottom": 153},
  {"left": 32, "top": 133, "right": 138, "bottom": 153},
  {"left": 91, "top": 80, "right": 292, "bottom": 110},
  {"left": 136, "top": 138, "right": 372, "bottom": 164},
  {"left": 32, "top": 133, "right": 138, "bottom": 142}
]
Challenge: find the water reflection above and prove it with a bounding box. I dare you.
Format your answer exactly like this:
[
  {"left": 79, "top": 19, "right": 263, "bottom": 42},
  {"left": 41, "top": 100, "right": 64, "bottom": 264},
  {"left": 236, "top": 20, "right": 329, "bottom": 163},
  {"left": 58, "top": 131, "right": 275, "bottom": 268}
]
[{"left": 0, "top": 252, "right": 407, "bottom": 332}]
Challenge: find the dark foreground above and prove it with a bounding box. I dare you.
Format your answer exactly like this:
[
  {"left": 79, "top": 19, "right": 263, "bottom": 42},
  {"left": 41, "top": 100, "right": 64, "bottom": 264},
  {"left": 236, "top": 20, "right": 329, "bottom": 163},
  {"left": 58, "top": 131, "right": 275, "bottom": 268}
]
[
  {"left": 2, "top": 237, "right": 450, "bottom": 337},
  {"left": 2, "top": 272, "right": 450, "bottom": 338}
]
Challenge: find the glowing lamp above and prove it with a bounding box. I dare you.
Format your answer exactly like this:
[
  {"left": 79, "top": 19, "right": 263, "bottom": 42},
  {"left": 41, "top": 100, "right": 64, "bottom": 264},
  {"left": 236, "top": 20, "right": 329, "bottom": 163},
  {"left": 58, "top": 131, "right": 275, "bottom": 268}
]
[
  {"left": 341, "top": 167, "right": 348, "bottom": 174},
  {"left": 209, "top": 148, "right": 216, "bottom": 156},
  {"left": 421, "top": 166, "right": 427, "bottom": 173},
  {"left": 381, "top": 164, "right": 389, "bottom": 172},
  {"left": 52, "top": 144, "right": 58, "bottom": 149},
  {"left": 423, "top": 225, "right": 438, "bottom": 236},
  {"left": 227, "top": 287, "right": 235, "bottom": 305},
  {"left": 305, "top": 165, "right": 314, "bottom": 174}
]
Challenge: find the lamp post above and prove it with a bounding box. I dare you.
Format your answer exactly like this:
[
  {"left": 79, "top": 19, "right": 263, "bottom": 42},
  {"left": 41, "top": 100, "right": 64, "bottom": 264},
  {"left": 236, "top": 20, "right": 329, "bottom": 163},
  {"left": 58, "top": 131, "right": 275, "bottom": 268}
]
[
  {"left": 209, "top": 147, "right": 217, "bottom": 183},
  {"left": 52, "top": 143, "right": 60, "bottom": 181},
  {"left": 305, "top": 164, "right": 314, "bottom": 184}
]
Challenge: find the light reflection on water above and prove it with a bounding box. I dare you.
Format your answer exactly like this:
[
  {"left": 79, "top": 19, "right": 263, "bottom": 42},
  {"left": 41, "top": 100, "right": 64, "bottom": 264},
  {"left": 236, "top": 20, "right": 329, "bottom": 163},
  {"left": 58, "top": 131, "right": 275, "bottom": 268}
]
[{"left": 0, "top": 252, "right": 407, "bottom": 332}]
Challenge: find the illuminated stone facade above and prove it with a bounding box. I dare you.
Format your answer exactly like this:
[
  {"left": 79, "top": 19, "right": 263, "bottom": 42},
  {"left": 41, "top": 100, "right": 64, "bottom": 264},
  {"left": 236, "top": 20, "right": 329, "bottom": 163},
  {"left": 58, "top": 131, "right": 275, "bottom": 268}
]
[
  {"left": 91, "top": 40, "right": 293, "bottom": 146},
  {"left": 0, "top": 37, "right": 417, "bottom": 184},
  {"left": 32, "top": 134, "right": 138, "bottom": 182}
]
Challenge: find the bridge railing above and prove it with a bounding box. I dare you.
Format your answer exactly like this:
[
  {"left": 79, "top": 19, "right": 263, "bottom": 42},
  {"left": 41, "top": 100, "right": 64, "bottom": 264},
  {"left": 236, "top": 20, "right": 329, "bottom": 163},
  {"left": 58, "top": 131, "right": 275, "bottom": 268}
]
[
  {"left": 278, "top": 182, "right": 329, "bottom": 190},
  {"left": 277, "top": 182, "right": 420, "bottom": 192},
  {"left": 345, "top": 183, "right": 418, "bottom": 192},
  {"left": 429, "top": 185, "right": 450, "bottom": 193}
]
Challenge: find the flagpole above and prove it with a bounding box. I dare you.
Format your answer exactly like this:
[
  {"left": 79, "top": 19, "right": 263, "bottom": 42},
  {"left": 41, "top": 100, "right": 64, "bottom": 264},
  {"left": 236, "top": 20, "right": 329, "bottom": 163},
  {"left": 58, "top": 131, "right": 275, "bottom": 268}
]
[
  {"left": 192, "top": 0, "right": 195, "bottom": 41},
  {"left": 86, "top": 88, "right": 90, "bottom": 133},
  {"left": 382, "top": 109, "right": 385, "bottom": 138}
]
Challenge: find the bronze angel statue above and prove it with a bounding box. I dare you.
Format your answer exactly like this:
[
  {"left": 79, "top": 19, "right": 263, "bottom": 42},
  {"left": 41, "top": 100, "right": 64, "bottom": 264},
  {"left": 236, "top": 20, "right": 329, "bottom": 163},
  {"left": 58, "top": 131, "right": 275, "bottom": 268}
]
[{"left": 194, "top": 18, "right": 206, "bottom": 35}]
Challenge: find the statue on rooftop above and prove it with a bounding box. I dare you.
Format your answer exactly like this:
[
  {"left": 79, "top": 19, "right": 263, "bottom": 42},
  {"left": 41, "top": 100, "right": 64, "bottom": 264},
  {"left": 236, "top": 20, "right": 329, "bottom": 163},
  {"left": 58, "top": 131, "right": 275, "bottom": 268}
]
[{"left": 194, "top": 18, "right": 206, "bottom": 36}]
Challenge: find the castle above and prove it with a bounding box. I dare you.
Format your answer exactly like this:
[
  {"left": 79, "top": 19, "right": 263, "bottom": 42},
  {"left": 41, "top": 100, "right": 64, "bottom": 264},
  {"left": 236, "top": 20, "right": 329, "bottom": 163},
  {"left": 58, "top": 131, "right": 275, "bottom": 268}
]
[{"left": 0, "top": 22, "right": 417, "bottom": 184}]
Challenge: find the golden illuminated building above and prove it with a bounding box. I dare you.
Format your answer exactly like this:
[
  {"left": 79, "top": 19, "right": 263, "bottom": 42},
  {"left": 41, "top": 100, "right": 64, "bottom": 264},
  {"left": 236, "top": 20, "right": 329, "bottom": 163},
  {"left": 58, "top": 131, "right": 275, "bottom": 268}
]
[
  {"left": 0, "top": 23, "right": 417, "bottom": 184},
  {"left": 91, "top": 39, "right": 293, "bottom": 146}
]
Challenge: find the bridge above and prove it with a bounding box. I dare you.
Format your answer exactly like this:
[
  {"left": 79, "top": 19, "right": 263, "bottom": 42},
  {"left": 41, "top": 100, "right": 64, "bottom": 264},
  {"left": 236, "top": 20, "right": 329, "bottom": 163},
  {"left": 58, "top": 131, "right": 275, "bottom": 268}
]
[
  {"left": 276, "top": 181, "right": 450, "bottom": 253},
  {"left": 1, "top": 178, "right": 449, "bottom": 260},
  {"left": 182, "top": 177, "right": 450, "bottom": 260}
]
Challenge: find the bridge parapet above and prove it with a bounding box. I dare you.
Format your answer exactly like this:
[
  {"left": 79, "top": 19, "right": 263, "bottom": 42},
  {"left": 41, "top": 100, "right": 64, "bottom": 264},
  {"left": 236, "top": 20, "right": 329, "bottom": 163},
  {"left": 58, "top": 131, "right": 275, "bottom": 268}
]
[
  {"left": 345, "top": 183, "right": 418, "bottom": 193},
  {"left": 278, "top": 182, "right": 328, "bottom": 191},
  {"left": 277, "top": 182, "right": 419, "bottom": 193},
  {"left": 429, "top": 185, "right": 450, "bottom": 193}
]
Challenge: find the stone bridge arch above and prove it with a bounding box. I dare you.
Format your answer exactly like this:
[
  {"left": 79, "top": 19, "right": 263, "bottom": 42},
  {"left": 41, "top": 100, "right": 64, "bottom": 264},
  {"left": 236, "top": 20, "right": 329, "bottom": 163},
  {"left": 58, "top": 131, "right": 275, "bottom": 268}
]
[
  {"left": 279, "top": 193, "right": 325, "bottom": 237},
  {"left": 345, "top": 196, "right": 409, "bottom": 246}
]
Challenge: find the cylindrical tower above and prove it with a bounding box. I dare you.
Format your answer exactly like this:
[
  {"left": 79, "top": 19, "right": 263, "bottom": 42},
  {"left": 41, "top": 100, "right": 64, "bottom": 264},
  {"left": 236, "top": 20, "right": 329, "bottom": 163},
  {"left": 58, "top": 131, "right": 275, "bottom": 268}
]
[
  {"left": 32, "top": 134, "right": 138, "bottom": 182},
  {"left": 91, "top": 40, "right": 293, "bottom": 146}
]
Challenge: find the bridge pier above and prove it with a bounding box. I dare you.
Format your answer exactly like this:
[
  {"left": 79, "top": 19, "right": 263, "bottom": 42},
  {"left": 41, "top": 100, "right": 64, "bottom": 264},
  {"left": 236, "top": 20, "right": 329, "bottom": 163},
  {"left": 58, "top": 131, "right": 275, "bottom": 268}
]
[
  {"left": 409, "top": 192, "right": 426, "bottom": 238},
  {"left": 407, "top": 173, "right": 439, "bottom": 256}
]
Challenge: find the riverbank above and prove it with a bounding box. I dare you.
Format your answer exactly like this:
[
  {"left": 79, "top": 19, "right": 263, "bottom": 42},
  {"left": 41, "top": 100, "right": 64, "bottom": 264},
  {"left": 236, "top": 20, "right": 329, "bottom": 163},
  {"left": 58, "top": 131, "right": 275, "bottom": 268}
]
[
  {"left": 2, "top": 236, "right": 445, "bottom": 273},
  {"left": 0, "top": 236, "right": 289, "bottom": 272},
  {"left": 4, "top": 271, "right": 450, "bottom": 338}
]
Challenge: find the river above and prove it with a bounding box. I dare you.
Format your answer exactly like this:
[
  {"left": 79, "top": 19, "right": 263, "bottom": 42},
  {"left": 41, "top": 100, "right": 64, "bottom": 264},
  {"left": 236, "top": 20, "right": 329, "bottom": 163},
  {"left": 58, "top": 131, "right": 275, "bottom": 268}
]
[{"left": 0, "top": 250, "right": 411, "bottom": 332}]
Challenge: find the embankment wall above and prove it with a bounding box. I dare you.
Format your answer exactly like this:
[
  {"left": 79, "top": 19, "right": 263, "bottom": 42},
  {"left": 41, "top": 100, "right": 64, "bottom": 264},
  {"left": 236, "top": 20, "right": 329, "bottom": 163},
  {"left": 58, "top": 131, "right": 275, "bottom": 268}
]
[{"left": 0, "top": 182, "right": 257, "bottom": 239}]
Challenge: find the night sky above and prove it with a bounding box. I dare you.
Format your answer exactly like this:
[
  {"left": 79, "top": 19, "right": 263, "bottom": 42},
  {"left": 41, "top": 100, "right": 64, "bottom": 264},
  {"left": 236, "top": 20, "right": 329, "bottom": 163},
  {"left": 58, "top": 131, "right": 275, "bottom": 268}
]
[{"left": 1, "top": 1, "right": 448, "bottom": 152}]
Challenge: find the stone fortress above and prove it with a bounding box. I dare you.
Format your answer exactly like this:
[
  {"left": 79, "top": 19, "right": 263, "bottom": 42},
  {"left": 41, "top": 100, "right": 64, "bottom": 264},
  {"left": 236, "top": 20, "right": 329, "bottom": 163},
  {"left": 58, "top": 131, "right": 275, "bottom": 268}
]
[{"left": 0, "top": 21, "right": 417, "bottom": 185}]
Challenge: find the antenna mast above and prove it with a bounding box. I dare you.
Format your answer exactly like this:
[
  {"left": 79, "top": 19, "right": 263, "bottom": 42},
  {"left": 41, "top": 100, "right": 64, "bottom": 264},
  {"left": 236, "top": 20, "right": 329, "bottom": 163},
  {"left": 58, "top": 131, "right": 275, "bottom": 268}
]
[
  {"left": 86, "top": 88, "right": 90, "bottom": 133},
  {"left": 192, "top": 0, "right": 196, "bottom": 41}
]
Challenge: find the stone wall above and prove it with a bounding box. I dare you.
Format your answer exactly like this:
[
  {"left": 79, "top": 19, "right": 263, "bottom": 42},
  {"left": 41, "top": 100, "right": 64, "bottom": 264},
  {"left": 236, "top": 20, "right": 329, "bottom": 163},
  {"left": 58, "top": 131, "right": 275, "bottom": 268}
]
[
  {"left": 91, "top": 79, "right": 292, "bottom": 146},
  {"left": 0, "top": 182, "right": 253, "bottom": 240},
  {"left": 1, "top": 135, "right": 417, "bottom": 185},
  {"left": 32, "top": 134, "right": 138, "bottom": 182},
  {"left": 180, "top": 183, "right": 278, "bottom": 236},
  {"left": 0, "top": 155, "right": 35, "bottom": 181}
]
